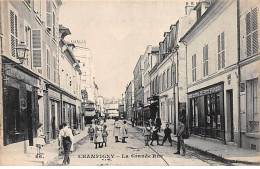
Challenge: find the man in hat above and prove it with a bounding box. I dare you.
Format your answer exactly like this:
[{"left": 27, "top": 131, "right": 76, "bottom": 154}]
[{"left": 174, "top": 119, "right": 186, "bottom": 156}]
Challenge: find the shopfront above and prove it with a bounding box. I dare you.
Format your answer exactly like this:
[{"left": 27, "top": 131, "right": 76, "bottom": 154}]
[{"left": 188, "top": 83, "right": 225, "bottom": 141}]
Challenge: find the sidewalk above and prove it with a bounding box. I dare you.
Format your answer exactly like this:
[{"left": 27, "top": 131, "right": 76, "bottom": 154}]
[
  {"left": 129, "top": 121, "right": 260, "bottom": 165},
  {"left": 0, "top": 129, "right": 88, "bottom": 166}
]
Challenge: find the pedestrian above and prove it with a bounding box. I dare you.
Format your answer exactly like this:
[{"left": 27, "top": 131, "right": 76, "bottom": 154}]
[
  {"left": 131, "top": 117, "right": 135, "bottom": 127},
  {"left": 161, "top": 124, "right": 172, "bottom": 146},
  {"left": 155, "top": 116, "right": 162, "bottom": 132},
  {"left": 113, "top": 118, "right": 121, "bottom": 142},
  {"left": 88, "top": 124, "right": 95, "bottom": 142},
  {"left": 102, "top": 125, "right": 109, "bottom": 147},
  {"left": 121, "top": 120, "right": 128, "bottom": 143},
  {"left": 150, "top": 124, "right": 160, "bottom": 146},
  {"left": 174, "top": 120, "right": 186, "bottom": 156},
  {"left": 35, "top": 123, "right": 45, "bottom": 158},
  {"left": 143, "top": 122, "right": 151, "bottom": 146},
  {"left": 60, "top": 122, "right": 73, "bottom": 166},
  {"left": 94, "top": 120, "right": 103, "bottom": 149}
]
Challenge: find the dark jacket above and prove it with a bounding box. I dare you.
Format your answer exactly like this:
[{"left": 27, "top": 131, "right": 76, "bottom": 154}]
[
  {"left": 164, "top": 128, "right": 172, "bottom": 136},
  {"left": 155, "top": 118, "right": 162, "bottom": 126}
]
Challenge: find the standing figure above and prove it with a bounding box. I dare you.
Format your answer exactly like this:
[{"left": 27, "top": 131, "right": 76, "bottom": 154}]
[
  {"left": 150, "top": 124, "right": 160, "bottom": 146},
  {"left": 60, "top": 122, "right": 73, "bottom": 166},
  {"left": 121, "top": 121, "right": 128, "bottom": 143},
  {"left": 161, "top": 124, "right": 172, "bottom": 146},
  {"left": 35, "top": 123, "right": 45, "bottom": 158},
  {"left": 102, "top": 125, "right": 109, "bottom": 147},
  {"left": 143, "top": 122, "right": 151, "bottom": 146},
  {"left": 88, "top": 124, "right": 95, "bottom": 142},
  {"left": 113, "top": 118, "right": 121, "bottom": 142},
  {"left": 131, "top": 117, "right": 135, "bottom": 127},
  {"left": 174, "top": 120, "right": 186, "bottom": 156},
  {"left": 94, "top": 121, "right": 103, "bottom": 149},
  {"left": 155, "top": 117, "right": 162, "bottom": 132}
]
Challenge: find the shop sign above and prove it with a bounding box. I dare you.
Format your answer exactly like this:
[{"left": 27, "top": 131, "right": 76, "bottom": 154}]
[{"left": 188, "top": 84, "right": 223, "bottom": 99}]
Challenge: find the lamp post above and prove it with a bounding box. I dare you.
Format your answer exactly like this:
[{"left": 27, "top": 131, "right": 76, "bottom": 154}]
[{"left": 168, "top": 45, "right": 179, "bottom": 134}]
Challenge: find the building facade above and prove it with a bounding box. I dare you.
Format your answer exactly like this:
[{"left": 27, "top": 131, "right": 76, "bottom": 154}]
[
  {"left": 238, "top": 0, "right": 259, "bottom": 151},
  {"left": 125, "top": 80, "right": 134, "bottom": 121},
  {"left": 133, "top": 55, "right": 144, "bottom": 125},
  {"left": 181, "top": 0, "right": 239, "bottom": 144},
  {"left": 143, "top": 45, "right": 159, "bottom": 123},
  {"left": 0, "top": 0, "right": 72, "bottom": 151}
]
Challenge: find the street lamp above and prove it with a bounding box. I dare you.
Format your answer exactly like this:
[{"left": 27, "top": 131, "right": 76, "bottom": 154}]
[
  {"left": 2, "top": 42, "right": 29, "bottom": 90},
  {"left": 16, "top": 42, "right": 29, "bottom": 64}
]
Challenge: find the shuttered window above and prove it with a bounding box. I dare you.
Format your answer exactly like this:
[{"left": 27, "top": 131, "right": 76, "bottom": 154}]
[
  {"left": 53, "top": 54, "right": 56, "bottom": 83},
  {"left": 32, "top": 29, "right": 41, "bottom": 67},
  {"left": 46, "top": 0, "right": 52, "bottom": 31},
  {"left": 52, "top": 12, "right": 56, "bottom": 39},
  {"left": 167, "top": 68, "right": 170, "bottom": 88},
  {"left": 246, "top": 7, "right": 258, "bottom": 57},
  {"left": 203, "top": 44, "right": 209, "bottom": 77},
  {"left": 192, "top": 54, "right": 196, "bottom": 82},
  {"left": 217, "top": 32, "right": 225, "bottom": 70},
  {"left": 10, "top": 10, "right": 18, "bottom": 58},
  {"left": 246, "top": 78, "right": 259, "bottom": 133},
  {"left": 47, "top": 49, "right": 50, "bottom": 79}
]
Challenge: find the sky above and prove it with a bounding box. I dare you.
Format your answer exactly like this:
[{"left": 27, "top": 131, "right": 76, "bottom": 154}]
[{"left": 59, "top": 0, "right": 190, "bottom": 99}]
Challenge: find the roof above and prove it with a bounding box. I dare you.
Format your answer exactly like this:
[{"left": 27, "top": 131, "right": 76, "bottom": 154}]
[
  {"left": 180, "top": 0, "right": 217, "bottom": 43},
  {"left": 151, "top": 46, "right": 159, "bottom": 53}
]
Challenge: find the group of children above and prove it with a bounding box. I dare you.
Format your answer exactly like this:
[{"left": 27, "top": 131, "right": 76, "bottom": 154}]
[
  {"left": 88, "top": 120, "right": 109, "bottom": 149},
  {"left": 143, "top": 122, "right": 172, "bottom": 147}
]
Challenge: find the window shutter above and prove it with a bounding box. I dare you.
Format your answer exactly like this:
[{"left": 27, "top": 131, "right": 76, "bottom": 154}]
[
  {"left": 10, "top": 10, "right": 18, "bottom": 58},
  {"left": 252, "top": 8, "right": 258, "bottom": 54},
  {"left": 32, "top": 30, "right": 42, "bottom": 67},
  {"left": 46, "top": 0, "right": 52, "bottom": 28}
]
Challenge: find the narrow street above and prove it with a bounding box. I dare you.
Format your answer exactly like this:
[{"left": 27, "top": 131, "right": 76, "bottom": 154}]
[{"left": 48, "top": 120, "right": 231, "bottom": 166}]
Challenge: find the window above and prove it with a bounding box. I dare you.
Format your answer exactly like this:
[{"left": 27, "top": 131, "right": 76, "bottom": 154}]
[
  {"left": 32, "top": 29, "right": 42, "bottom": 67},
  {"left": 203, "top": 44, "right": 209, "bottom": 76},
  {"left": 162, "top": 72, "right": 165, "bottom": 91},
  {"left": 218, "top": 32, "right": 225, "bottom": 69},
  {"left": 10, "top": 9, "right": 18, "bottom": 58},
  {"left": 47, "top": 49, "right": 50, "bottom": 79},
  {"left": 52, "top": 11, "right": 56, "bottom": 39},
  {"left": 246, "top": 78, "right": 259, "bottom": 133},
  {"left": 246, "top": 7, "right": 258, "bottom": 57},
  {"left": 167, "top": 68, "right": 170, "bottom": 88},
  {"left": 53, "top": 54, "right": 56, "bottom": 83},
  {"left": 46, "top": 0, "right": 52, "bottom": 32},
  {"left": 192, "top": 54, "right": 196, "bottom": 82}
]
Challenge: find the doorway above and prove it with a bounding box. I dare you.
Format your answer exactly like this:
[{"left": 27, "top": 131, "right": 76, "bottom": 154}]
[{"left": 226, "top": 90, "right": 234, "bottom": 142}]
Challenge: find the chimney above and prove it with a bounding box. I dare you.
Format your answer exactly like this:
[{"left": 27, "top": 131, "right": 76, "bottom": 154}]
[{"left": 185, "top": 2, "right": 196, "bottom": 16}]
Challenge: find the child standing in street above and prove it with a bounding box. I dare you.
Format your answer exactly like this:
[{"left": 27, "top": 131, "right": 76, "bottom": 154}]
[
  {"left": 150, "top": 124, "right": 160, "bottom": 146},
  {"left": 102, "top": 125, "right": 109, "bottom": 147},
  {"left": 143, "top": 122, "right": 151, "bottom": 146},
  {"left": 161, "top": 124, "right": 172, "bottom": 146},
  {"left": 121, "top": 121, "right": 128, "bottom": 143},
  {"left": 88, "top": 124, "right": 95, "bottom": 142}
]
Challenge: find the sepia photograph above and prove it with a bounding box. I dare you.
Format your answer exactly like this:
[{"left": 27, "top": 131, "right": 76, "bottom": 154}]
[{"left": 0, "top": 0, "right": 259, "bottom": 166}]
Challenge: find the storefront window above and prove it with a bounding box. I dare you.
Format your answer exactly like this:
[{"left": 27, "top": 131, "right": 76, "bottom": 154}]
[{"left": 189, "top": 84, "right": 224, "bottom": 141}]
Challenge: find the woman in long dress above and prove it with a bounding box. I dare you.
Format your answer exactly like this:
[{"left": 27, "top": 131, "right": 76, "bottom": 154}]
[
  {"left": 113, "top": 118, "right": 121, "bottom": 142},
  {"left": 94, "top": 121, "right": 103, "bottom": 149}
]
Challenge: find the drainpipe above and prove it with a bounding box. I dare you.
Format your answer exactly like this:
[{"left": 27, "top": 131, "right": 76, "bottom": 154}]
[
  {"left": 176, "top": 46, "right": 180, "bottom": 126},
  {"left": 236, "top": 0, "right": 242, "bottom": 148},
  {"left": 172, "top": 51, "right": 176, "bottom": 134}
]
